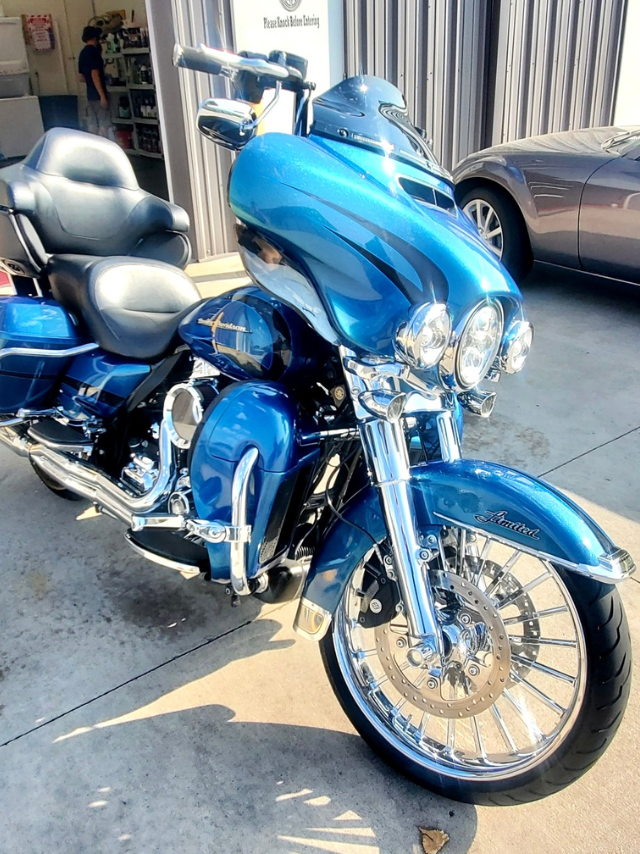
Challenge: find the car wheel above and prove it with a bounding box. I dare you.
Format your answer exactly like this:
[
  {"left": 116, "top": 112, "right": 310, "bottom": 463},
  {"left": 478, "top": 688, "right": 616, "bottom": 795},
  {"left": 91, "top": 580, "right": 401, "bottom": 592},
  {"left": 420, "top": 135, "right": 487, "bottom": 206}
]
[{"left": 460, "top": 186, "right": 532, "bottom": 282}]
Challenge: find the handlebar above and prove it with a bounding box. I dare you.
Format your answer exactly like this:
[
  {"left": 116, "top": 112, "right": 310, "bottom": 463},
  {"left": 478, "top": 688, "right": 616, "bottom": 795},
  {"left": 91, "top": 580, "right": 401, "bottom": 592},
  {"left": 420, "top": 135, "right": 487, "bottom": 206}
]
[
  {"left": 173, "top": 43, "right": 293, "bottom": 82},
  {"left": 173, "top": 44, "right": 223, "bottom": 76}
]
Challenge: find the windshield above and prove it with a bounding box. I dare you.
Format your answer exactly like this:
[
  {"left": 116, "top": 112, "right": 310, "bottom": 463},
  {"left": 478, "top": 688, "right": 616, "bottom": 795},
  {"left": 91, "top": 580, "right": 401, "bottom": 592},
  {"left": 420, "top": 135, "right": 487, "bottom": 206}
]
[
  {"left": 602, "top": 128, "right": 640, "bottom": 155},
  {"left": 310, "top": 76, "right": 451, "bottom": 180}
]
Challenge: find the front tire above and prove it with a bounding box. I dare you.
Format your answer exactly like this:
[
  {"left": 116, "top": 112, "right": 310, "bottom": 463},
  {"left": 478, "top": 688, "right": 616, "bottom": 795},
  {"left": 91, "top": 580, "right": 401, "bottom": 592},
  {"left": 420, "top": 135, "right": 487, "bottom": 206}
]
[
  {"left": 320, "top": 537, "right": 631, "bottom": 805},
  {"left": 460, "top": 185, "right": 532, "bottom": 282}
]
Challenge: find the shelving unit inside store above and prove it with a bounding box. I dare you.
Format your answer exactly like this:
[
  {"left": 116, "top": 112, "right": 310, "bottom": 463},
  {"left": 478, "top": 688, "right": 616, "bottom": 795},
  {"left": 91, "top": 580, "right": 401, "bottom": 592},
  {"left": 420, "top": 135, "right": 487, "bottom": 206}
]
[{"left": 103, "top": 25, "right": 163, "bottom": 160}]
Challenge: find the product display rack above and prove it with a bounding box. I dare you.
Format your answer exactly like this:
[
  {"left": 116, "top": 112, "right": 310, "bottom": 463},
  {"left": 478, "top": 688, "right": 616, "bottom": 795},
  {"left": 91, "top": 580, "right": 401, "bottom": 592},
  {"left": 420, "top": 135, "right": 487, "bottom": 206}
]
[{"left": 103, "top": 26, "right": 163, "bottom": 160}]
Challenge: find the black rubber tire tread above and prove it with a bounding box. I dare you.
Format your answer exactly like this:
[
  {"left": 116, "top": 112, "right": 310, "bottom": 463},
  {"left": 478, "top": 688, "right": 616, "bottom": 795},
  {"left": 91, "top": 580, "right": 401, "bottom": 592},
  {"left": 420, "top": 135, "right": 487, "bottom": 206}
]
[
  {"left": 459, "top": 184, "right": 533, "bottom": 282},
  {"left": 320, "top": 568, "right": 631, "bottom": 805},
  {"left": 30, "top": 458, "right": 83, "bottom": 501}
]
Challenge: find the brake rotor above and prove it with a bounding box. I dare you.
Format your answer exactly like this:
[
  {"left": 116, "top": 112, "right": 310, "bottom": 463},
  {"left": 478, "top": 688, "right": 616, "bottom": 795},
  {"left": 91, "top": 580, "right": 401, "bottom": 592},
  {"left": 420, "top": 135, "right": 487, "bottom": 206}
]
[{"left": 374, "top": 570, "right": 511, "bottom": 718}]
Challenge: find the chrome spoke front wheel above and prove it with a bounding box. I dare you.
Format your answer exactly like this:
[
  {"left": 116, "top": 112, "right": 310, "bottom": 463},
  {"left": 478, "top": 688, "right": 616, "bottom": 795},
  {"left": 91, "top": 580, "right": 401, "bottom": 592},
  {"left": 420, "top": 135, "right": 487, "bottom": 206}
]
[
  {"left": 333, "top": 534, "right": 587, "bottom": 783},
  {"left": 463, "top": 199, "right": 504, "bottom": 258}
]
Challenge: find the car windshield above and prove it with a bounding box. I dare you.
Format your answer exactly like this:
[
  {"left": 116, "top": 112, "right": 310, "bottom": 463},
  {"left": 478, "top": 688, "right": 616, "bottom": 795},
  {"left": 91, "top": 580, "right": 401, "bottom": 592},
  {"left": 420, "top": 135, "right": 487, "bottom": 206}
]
[
  {"left": 601, "top": 129, "right": 640, "bottom": 155},
  {"left": 311, "top": 76, "right": 451, "bottom": 180}
]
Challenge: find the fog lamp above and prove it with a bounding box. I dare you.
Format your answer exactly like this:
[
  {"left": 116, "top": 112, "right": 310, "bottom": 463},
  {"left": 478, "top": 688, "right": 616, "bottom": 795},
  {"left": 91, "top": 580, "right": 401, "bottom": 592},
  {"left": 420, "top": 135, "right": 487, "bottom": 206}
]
[{"left": 501, "top": 321, "right": 533, "bottom": 374}]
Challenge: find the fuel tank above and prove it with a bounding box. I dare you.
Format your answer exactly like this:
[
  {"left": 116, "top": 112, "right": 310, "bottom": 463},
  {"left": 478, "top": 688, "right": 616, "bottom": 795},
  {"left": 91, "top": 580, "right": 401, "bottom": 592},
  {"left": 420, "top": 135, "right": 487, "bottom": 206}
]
[
  {"left": 178, "top": 286, "right": 325, "bottom": 382},
  {"left": 228, "top": 76, "right": 523, "bottom": 357}
]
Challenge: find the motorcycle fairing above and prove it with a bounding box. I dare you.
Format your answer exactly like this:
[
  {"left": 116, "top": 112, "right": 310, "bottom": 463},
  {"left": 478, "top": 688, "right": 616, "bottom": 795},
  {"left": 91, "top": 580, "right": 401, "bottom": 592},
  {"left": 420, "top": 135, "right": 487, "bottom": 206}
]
[
  {"left": 190, "top": 381, "right": 318, "bottom": 581},
  {"left": 298, "top": 459, "right": 628, "bottom": 629},
  {"left": 229, "top": 129, "right": 523, "bottom": 359}
]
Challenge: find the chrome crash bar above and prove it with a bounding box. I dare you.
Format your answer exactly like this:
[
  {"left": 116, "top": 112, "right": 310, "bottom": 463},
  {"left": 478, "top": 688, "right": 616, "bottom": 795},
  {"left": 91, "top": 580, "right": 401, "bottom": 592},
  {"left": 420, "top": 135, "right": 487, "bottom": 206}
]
[{"left": 0, "top": 342, "right": 97, "bottom": 363}]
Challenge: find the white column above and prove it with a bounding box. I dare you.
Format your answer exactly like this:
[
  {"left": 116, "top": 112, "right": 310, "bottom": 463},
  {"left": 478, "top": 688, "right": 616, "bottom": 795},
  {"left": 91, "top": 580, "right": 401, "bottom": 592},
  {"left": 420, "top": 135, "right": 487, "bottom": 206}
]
[{"left": 614, "top": 0, "right": 640, "bottom": 125}]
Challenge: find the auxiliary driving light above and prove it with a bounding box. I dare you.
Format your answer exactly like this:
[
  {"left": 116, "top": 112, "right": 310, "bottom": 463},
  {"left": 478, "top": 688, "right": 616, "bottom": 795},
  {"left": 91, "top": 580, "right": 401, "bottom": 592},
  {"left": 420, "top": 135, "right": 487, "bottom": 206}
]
[{"left": 500, "top": 320, "right": 534, "bottom": 374}]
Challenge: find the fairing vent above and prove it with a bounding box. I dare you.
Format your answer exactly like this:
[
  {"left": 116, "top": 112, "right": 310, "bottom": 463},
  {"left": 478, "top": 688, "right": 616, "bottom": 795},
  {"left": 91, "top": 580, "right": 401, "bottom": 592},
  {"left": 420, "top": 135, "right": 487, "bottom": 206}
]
[{"left": 399, "top": 177, "right": 456, "bottom": 213}]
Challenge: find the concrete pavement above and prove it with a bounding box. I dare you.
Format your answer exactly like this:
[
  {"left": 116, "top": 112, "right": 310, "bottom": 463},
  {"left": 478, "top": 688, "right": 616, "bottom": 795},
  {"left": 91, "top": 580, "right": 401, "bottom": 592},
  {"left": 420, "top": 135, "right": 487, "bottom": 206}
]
[{"left": 1, "top": 264, "right": 640, "bottom": 853}]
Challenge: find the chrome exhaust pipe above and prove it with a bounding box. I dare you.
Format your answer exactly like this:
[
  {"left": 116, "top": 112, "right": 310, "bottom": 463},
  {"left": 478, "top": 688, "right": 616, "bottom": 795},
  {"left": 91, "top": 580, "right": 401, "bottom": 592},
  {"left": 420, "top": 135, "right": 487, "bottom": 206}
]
[
  {"left": 0, "top": 424, "right": 31, "bottom": 457},
  {"left": 29, "top": 419, "right": 175, "bottom": 525}
]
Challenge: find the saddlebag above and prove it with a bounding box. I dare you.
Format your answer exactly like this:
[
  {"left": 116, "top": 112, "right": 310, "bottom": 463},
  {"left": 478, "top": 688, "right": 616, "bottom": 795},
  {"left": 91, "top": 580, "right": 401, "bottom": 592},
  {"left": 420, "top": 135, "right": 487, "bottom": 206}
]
[{"left": 0, "top": 296, "right": 83, "bottom": 413}]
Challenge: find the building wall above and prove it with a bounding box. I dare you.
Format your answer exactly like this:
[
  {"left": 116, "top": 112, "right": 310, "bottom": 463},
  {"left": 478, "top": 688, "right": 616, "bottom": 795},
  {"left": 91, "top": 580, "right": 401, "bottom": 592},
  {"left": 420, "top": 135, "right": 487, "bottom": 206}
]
[
  {"left": 345, "top": 0, "right": 627, "bottom": 170},
  {"left": 344, "top": 0, "right": 489, "bottom": 171},
  {"left": 155, "top": 0, "right": 629, "bottom": 259},
  {"left": 489, "top": 0, "right": 626, "bottom": 147},
  {"left": 1, "top": 0, "right": 148, "bottom": 97}
]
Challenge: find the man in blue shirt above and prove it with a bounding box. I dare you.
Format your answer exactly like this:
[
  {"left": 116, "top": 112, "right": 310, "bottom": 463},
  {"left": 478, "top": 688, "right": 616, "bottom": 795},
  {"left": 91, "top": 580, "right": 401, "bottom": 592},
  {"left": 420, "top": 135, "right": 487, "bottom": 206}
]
[{"left": 78, "top": 26, "right": 113, "bottom": 138}]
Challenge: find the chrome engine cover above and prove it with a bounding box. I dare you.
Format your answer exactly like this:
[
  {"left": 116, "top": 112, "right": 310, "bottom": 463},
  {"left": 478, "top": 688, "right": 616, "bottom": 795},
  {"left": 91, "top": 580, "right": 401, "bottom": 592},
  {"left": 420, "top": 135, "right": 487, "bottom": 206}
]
[{"left": 163, "top": 380, "right": 216, "bottom": 450}]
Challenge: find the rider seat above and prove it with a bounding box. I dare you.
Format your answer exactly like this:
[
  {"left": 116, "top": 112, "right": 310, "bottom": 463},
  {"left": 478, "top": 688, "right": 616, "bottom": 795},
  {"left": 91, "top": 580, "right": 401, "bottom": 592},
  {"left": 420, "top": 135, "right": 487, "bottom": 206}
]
[
  {"left": 0, "top": 128, "right": 191, "bottom": 274},
  {"left": 47, "top": 255, "right": 201, "bottom": 361}
]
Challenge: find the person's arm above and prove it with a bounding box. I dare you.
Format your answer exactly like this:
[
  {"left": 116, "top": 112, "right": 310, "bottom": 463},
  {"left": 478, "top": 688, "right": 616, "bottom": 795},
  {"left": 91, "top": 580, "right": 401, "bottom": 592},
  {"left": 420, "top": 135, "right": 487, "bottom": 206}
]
[{"left": 91, "top": 68, "right": 108, "bottom": 109}]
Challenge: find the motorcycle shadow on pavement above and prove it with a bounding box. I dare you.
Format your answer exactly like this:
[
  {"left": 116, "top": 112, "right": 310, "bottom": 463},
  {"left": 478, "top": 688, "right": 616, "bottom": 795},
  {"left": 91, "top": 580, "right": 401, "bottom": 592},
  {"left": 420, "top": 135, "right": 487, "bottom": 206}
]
[{"left": 0, "top": 612, "right": 479, "bottom": 854}]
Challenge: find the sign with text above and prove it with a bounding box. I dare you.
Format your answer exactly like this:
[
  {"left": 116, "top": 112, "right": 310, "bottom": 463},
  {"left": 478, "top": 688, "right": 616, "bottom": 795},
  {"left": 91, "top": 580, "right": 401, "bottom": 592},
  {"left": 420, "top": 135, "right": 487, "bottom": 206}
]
[{"left": 231, "top": 0, "right": 343, "bottom": 99}]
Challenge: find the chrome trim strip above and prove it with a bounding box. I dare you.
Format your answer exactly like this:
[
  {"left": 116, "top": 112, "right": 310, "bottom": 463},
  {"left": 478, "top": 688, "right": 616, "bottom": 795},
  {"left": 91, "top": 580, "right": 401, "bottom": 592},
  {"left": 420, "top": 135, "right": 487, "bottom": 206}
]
[
  {"left": 299, "top": 427, "right": 360, "bottom": 444},
  {"left": 433, "top": 513, "right": 635, "bottom": 583},
  {"left": 0, "top": 343, "right": 98, "bottom": 363},
  {"left": 435, "top": 411, "right": 461, "bottom": 462},
  {"left": 230, "top": 446, "right": 259, "bottom": 596},
  {"left": 0, "top": 415, "right": 26, "bottom": 428},
  {"left": 124, "top": 532, "right": 200, "bottom": 576}
]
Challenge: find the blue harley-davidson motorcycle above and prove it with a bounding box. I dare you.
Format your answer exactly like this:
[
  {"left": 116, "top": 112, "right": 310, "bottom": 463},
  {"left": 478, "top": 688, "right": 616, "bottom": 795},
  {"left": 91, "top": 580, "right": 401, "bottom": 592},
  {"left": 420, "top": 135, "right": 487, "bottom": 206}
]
[{"left": 0, "top": 42, "right": 633, "bottom": 805}]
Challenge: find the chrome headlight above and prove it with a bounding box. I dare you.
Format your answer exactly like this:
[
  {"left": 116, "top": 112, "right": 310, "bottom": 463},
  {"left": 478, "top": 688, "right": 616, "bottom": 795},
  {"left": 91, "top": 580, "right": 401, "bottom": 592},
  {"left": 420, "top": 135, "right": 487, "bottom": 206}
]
[
  {"left": 395, "top": 303, "right": 451, "bottom": 369},
  {"left": 501, "top": 320, "right": 533, "bottom": 373},
  {"left": 451, "top": 301, "right": 504, "bottom": 390}
]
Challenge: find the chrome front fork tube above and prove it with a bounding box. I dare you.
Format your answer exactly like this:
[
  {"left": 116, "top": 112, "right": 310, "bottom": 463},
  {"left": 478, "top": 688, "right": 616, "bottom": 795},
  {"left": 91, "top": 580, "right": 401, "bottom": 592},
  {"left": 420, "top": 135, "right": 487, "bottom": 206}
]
[
  {"left": 358, "top": 418, "right": 443, "bottom": 656},
  {"left": 340, "top": 348, "right": 445, "bottom": 658}
]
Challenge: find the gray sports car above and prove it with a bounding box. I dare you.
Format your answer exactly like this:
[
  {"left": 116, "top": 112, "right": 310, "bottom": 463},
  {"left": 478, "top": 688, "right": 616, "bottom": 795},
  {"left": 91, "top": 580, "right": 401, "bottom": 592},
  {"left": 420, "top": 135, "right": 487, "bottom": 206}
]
[{"left": 453, "top": 126, "right": 640, "bottom": 283}]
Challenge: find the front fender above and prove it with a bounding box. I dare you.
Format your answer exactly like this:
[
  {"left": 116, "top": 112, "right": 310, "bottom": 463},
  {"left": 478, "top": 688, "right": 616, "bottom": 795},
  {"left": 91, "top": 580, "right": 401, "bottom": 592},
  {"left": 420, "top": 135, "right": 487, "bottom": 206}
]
[{"left": 294, "top": 459, "right": 634, "bottom": 639}]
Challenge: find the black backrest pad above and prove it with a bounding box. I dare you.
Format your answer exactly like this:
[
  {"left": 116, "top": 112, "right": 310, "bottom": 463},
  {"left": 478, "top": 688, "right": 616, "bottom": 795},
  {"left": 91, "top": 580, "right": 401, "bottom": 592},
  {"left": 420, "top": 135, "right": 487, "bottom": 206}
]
[{"left": 0, "top": 129, "right": 189, "bottom": 260}]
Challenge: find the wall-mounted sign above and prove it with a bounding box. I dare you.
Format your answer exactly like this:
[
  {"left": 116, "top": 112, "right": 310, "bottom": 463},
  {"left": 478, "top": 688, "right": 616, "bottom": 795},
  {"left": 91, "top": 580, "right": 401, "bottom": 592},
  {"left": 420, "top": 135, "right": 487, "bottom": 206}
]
[
  {"left": 23, "top": 14, "right": 55, "bottom": 51},
  {"left": 231, "top": 0, "right": 343, "bottom": 98}
]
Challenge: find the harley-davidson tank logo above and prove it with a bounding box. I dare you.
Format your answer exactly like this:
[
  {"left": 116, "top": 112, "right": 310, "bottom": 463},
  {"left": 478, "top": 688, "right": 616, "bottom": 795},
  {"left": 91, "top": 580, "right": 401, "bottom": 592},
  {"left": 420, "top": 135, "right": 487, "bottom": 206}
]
[
  {"left": 198, "top": 312, "right": 250, "bottom": 334},
  {"left": 197, "top": 311, "right": 250, "bottom": 353},
  {"left": 474, "top": 510, "right": 540, "bottom": 540}
]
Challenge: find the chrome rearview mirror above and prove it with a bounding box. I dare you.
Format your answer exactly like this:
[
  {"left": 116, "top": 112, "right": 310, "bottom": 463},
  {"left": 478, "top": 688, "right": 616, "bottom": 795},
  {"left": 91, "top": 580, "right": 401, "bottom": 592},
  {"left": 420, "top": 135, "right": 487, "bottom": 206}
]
[
  {"left": 197, "top": 84, "right": 282, "bottom": 150},
  {"left": 197, "top": 98, "right": 258, "bottom": 150}
]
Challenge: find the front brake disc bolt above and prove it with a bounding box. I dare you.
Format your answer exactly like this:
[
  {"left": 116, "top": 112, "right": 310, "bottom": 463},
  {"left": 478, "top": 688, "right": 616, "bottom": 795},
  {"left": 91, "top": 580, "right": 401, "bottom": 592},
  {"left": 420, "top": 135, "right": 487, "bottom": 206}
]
[
  {"left": 460, "top": 613, "right": 471, "bottom": 625},
  {"left": 427, "top": 678, "right": 437, "bottom": 689},
  {"left": 426, "top": 535, "right": 438, "bottom": 547},
  {"left": 419, "top": 549, "right": 431, "bottom": 561},
  {"left": 468, "top": 665, "right": 480, "bottom": 677},
  {"left": 396, "top": 638, "right": 406, "bottom": 649}
]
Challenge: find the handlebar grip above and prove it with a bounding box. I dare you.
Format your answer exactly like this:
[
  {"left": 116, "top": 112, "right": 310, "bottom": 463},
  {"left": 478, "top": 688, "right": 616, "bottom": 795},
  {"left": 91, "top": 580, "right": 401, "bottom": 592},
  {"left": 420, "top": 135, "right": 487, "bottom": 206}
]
[{"left": 173, "top": 44, "right": 223, "bottom": 76}]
